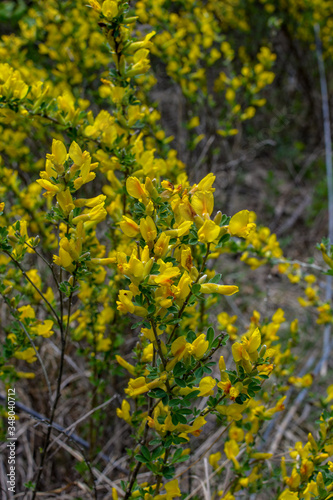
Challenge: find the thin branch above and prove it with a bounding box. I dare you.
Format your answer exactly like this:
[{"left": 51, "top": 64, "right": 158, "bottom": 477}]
[
  {"left": 4, "top": 251, "right": 61, "bottom": 329},
  {"left": 314, "top": 23, "right": 333, "bottom": 375}
]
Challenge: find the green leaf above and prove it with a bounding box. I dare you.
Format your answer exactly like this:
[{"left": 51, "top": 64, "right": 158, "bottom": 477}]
[
  {"left": 173, "top": 362, "right": 186, "bottom": 378},
  {"left": 149, "top": 388, "right": 167, "bottom": 399},
  {"left": 172, "top": 436, "right": 188, "bottom": 444},
  {"left": 174, "top": 377, "right": 187, "bottom": 388},
  {"left": 171, "top": 413, "right": 179, "bottom": 425},
  {"left": 172, "top": 448, "right": 183, "bottom": 462},
  {"left": 209, "top": 274, "right": 222, "bottom": 284},
  {"left": 176, "top": 413, "right": 187, "bottom": 424},
  {"left": 148, "top": 304, "right": 156, "bottom": 315},
  {"left": 191, "top": 283, "right": 201, "bottom": 294},
  {"left": 169, "top": 398, "right": 181, "bottom": 407},
  {"left": 184, "top": 390, "right": 200, "bottom": 399},
  {"left": 140, "top": 445, "right": 151, "bottom": 461},
  {"left": 135, "top": 453, "right": 149, "bottom": 463},
  {"left": 194, "top": 366, "right": 204, "bottom": 378},
  {"left": 179, "top": 408, "right": 192, "bottom": 415},
  {"left": 164, "top": 436, "right": 173, "bottom": 448},
  {"left": 175, "top": 455, "right": 190, "bottom": 463},
  {"left": 186, "top": 330, "right": 196, "bottom": 342},
  {"left": 207, "top": 327, "right": 214, "bottom": 347},
  {"left": 149, "top": 438, "right": 161, "bottom": 446},
  {"left": 162, "top": 395, "right": 169, "bottom": 405},
  {"left": 152, "top": 446, "right": 164, "bottom": 460},
  {"left": 163, "top": 465, "right": 175, "bottom": 479}
]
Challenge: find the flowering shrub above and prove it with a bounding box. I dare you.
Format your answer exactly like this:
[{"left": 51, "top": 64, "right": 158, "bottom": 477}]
[{"left": 0, "top": 0, "right": 332, "bottom": 499}]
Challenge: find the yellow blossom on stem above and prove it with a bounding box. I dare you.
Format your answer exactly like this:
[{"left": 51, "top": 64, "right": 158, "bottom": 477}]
[
  {"left": 116, "top": 399, "right": 131, "bottom": 424},
  {"left": 126, "top": 176, "right": 149, "bottom": 203},
  {"left": 198, "top": 376, "right": 216, "bottom": 396},
  {"left": 14, "top": 347, "right": 37, "bottom": 363},
  {"left": 119, "top": 216, "right": 140, "bottom": 237},
  {"left": 198, "top": 219, "right": 221, "bottom": 243},
  {"left": 224, "top": 439, "right": 240, "bottom": 469},
  {"left": 102, "top": 0, "right": 118, "bottom": 20},
  {"left": 46, "top": 139, "right": 67, "bottom": 173},
  {"left": 200, "top": 283, "right": 239, "bottom": 295},
  {"left": 191, "top": 191, "right": 214, "bottom": 218},
  {"left": 209, "top": 451, "right": 221, "bottom": 469},
  {"left": 232, "top": 327, "right": 261, "bottom": 372},
  {"left": 116, "top": 355, "right": 136, "bottom": 375},
  {"left": 31, "top": 320, "right": 54, "bottom": 338},
  {"left": 140, "top": 216, "right": 157, "bottom": 246},
  {"left": 56, "top": 189, "right": 75, "bottom": 215},
  {"left": 229, "top": 210, "right": 256, "bottom": 238}
]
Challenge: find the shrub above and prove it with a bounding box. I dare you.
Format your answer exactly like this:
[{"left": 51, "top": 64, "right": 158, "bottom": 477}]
[{"left": 0, "top": 1, "right": 332, "bottom": 499}]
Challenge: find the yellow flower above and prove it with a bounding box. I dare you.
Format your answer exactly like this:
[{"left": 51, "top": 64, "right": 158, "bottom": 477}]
[
  {"left": 56, "top": 189, "right": 75, "bottom": 215},
  {"left": 125, "top": 373, "right": 167, "bottom": 397},
  {"left": 31, "top": 320, "right": 54, "bottom": 338},
  {"left": 224, "top": 439, "right": 240, "bottom": 469},
  {"left": 278, "top": 490, "right": 299, "bottom": 500},
  {"left": 191, "top": 333, "right": 209, "bottom": 358},
  {"left": 116, "top": 355, "right": 136, "bottom": 375},
  {"left": 154, "top": 232, "right": 170, "bottom": 259},
  {"left": 191, "top": 191, "right": 214, "bottom": 218},
  {"left": 164, "top": 479, "right": 181, "bottom": 498},
  {"left": 140, "top": 216, "right": 157, "bottom": 244},
  {"left": 126, "top": 176, "right": 149, "bottom": 203},
  {"left": 198, "top": 376, "right": 216, "bottom": 396},
  {"left": 116, "top": 290, "right": 135, "bottom": 314},
  {"left": 200, "top": 283, "right": 239, "bottom": 295},
  {"left": 209, "top": 451, "right": 221, "bottom": 469},
  {"left": 116, "top": 399, "right": 131, "bottom": 424},
  {"left": 18, "top": 305, "right": 35, "bottom": 320},
  {"left": 229, "top": 210, "right": 256, "bottom": 238},
  {"left": 102, "top": 0, "right": 118, "bottom": 20},
  {"left": 120, "top": 216, "right": 140, "bottom": 237},
  {"left": 198, "top": 220, "right": 221, "bottom": 243},
  {"left": 36, "top": 179, "right": 62, "bottom": 194},
  {"left": 216, "top": 402, "right": 248, "bottom": 421},
  {"left": 232, "top": 327, "right": 261, "bottom": 372},
  {"left": 46, "top": 139, "right": 67, "bottom": 171},
  {"left": 14, "top": 347, "right": 37, "bottom": 363}
]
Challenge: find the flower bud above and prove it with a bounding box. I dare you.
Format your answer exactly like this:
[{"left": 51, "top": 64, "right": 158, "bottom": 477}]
[
  {"left": 214, "top": 211, "right": 222, "bottom": 225},
  {"left": 259, "top": 345, "right": 267, "bottom": 357}
]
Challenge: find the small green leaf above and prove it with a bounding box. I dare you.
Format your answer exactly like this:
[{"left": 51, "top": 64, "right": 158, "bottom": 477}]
[
  {"left": 171, "top": 413, "right": 179, "bottom": 425},
  {"left": 207, "top": 327, "right": 214, "bottom": 347},
  {"left": 186, "top": 330, "right": 196, "bottom": 342},
  {"left": 135, "top": 454, "right": 148, "bottom": 463},
  {"left": 209, "top": 274, "right": 222, "bottom": 284},
  {"left": 140, "top": 445, "right": 151, "bottom": 461},
  {"left": 173, "top": 362, "right": 186, "bottom": 377},
  {"left": 152, "top": 446, "right": 164, "bottom": 460},
  {"left": 191, "top": 283, "right": 201, "bottom": 294},
  {"left": 175, "top": 377, "right": 186, "bottom": 388}
]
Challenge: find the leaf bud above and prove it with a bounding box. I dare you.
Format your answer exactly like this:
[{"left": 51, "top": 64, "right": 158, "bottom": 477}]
[
  {"left": 3, "top": 285, "right": 13, "bottom": 295},
  {"left": 259, "top": 345, "right": 267, "bottom": 357},
  {"left": 123, "top": 16, "right": 138, "bottom": 23},
  {"left": 198, "top": 274, "right": 207, "bottom": 284}
]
